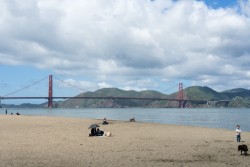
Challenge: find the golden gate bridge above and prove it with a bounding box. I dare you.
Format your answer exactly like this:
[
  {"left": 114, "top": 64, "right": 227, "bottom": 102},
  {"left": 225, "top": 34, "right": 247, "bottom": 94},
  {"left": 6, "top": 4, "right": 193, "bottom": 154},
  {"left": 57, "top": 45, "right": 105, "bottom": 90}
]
[{"left": 0, "top": 75, "right": 208, "bottom": 108}]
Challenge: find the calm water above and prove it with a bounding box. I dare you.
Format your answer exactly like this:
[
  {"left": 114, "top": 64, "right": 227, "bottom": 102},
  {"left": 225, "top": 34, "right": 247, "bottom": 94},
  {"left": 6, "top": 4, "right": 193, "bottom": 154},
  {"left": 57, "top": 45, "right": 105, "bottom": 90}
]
[{"left": 1, "top": 108, "right": 249, "bottom": 132}]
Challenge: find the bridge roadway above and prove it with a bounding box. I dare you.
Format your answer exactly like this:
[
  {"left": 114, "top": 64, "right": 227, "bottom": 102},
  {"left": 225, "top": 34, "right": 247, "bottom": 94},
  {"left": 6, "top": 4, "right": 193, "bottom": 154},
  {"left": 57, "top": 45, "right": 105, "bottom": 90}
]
[{"left": 0, "top": 96, "right": 210, "bottom": 103}]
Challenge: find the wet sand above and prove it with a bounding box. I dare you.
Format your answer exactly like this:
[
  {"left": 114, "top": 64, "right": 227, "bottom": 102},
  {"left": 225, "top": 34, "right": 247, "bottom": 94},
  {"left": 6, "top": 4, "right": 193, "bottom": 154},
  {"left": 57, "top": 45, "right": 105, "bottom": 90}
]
[{"left": 0, "top": 115, "right": 249, "bottom": 167}]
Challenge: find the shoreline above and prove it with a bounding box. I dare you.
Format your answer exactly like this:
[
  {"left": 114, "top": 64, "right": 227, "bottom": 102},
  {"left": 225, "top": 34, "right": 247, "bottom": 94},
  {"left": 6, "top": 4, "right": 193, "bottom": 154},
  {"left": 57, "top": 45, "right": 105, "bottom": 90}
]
[
  {"left": 1, "top": 108, "right": 249, "bottom": 132},
  {"left": 1, "top": 115, "right": 250, "bottom": 167},
  {"left": 1, "top": 112, "right": 249, "bottom": 133}
]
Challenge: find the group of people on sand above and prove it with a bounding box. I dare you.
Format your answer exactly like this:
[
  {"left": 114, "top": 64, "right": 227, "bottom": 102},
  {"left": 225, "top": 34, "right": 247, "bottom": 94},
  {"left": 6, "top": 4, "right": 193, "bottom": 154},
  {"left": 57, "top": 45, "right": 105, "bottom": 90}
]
[
  {"left": 89, "top": 118, "right": 109, "bottom": 137},
  {"left": 5, "top": 109, "right": 20, "bottom": 115},
  {"left": 89, "top": 128, "right": 104, "bottom": 137}
]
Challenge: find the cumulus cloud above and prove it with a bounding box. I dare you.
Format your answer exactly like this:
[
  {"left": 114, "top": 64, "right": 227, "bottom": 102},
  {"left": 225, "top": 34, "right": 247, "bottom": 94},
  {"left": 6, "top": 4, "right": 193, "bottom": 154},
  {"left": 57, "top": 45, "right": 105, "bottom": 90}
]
[
  {"left": 1, "top": 0, "right": 250, "bottom": 92},
  {"left": 239, "top": 0, "right": 250, "bottom": 16}
]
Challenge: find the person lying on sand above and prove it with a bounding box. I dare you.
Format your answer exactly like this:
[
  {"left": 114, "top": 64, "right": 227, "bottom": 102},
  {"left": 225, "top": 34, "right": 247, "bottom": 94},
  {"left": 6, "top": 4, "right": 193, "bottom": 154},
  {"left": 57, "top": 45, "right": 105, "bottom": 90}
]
[{"left": 96, "top": 128, "right": 104, "bottom": 136}]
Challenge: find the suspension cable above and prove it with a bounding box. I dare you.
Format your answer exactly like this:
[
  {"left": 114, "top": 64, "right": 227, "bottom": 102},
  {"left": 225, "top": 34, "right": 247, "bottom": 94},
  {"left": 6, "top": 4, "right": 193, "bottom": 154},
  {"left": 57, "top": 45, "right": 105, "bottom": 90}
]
[
  {"left": 53, "top": 75, "right": 89, "bottom": 93},
  {"left": 3, "top": 75, "right": 49, "bottom": 97},
  {"left": 160, "top": 82, "right": 179, "bottom": 94}
]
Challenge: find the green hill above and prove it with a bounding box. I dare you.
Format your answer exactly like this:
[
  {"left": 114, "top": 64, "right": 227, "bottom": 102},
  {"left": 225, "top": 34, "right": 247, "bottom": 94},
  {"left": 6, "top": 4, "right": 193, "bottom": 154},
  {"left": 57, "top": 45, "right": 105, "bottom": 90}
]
[
  {"left": 221, "top": 88, "right": 250, "bottom": 98},
  {"left": 58, "top": 88, "right": 169, "bottom": 108},
  {"left": 58, "top": 86, "right": 250, "bottom": 108},
  {"left": 184, "top": 86, "right": 228, "bottom": 101}
]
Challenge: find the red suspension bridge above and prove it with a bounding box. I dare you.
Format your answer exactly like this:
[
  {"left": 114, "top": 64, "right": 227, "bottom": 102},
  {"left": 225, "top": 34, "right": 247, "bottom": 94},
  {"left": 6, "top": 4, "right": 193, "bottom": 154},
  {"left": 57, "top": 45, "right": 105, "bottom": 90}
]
[{"left": 0, "top": 75, "right": 209, "bottom": 108}]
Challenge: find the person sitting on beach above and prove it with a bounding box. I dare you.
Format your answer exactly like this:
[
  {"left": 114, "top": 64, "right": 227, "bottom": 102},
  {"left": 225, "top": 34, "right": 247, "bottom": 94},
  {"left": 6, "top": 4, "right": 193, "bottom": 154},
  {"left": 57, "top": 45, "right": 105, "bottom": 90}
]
[
  {"left": 16, "top": 112, "right": 20, "bottom": 115},
  {"left": 96, "top": 128, "right": 104, "bottom": 136},
  {"left": 129, "top": 117, "right": 135, "bottom": 122},
  {"left": 89, "top": 128, "right": 96, "bottom": 137},
  {"left": 102, "top": 117, "right": 109, "bottom": 125}
]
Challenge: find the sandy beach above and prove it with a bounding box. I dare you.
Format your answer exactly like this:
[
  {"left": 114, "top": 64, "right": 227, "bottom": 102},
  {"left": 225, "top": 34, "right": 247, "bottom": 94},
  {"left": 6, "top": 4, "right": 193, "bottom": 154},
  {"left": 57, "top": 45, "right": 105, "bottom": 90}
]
[{"left": 0, "top": 115, "right": 249, "bottom": 167}]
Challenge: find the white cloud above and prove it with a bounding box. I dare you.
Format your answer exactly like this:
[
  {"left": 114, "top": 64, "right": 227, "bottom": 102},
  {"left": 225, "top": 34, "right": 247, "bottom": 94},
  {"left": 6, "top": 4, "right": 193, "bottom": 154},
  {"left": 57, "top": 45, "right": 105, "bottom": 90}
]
[
  {"left": 58, "top": 78, "right": 95, "bottom": 92},
  {"left": 1, "top": 0, "right": 250, "bottom": 92},
  {"left": 98, "top": 82, "right": 113, "bottom": 89},
  {"left": 239, "top": 0, "right": 250, "bottom": 16}
]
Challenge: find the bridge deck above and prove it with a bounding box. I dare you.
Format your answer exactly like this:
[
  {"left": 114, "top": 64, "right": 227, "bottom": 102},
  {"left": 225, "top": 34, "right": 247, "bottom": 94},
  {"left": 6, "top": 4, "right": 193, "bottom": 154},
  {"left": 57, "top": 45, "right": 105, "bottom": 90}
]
[{"left": 0, "top": 96, "right": 221, "bottom": 103}]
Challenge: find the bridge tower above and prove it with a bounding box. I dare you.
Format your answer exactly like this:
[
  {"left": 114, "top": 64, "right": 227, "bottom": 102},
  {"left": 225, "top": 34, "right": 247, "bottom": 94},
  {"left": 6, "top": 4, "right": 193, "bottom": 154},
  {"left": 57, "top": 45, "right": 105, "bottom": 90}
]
[
  {"left": 178, "top": 83, "right": 184, "bottom": 108},
  {"left": 48, "top": 75, "right": 53, "bottom": 108}
]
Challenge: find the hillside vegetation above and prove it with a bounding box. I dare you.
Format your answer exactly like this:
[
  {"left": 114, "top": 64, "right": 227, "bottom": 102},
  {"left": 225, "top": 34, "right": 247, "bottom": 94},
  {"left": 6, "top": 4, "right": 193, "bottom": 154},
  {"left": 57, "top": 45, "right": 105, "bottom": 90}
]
[{"left": 57, "top": 86, "right": 250, "bottom": 108}]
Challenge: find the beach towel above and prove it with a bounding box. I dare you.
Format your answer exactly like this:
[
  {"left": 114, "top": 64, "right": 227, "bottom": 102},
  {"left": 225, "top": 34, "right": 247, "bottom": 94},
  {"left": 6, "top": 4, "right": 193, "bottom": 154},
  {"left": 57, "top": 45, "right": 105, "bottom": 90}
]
[{"left": 104, "top": 132, "right": 111, "bottom": 137}]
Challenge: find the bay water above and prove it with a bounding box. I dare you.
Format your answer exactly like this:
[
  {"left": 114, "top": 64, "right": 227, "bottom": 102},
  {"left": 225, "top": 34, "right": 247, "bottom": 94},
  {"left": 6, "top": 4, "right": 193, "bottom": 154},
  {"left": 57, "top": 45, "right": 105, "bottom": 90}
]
[{"left": 1, "top": 108, "right": 249, "bottom": 132}]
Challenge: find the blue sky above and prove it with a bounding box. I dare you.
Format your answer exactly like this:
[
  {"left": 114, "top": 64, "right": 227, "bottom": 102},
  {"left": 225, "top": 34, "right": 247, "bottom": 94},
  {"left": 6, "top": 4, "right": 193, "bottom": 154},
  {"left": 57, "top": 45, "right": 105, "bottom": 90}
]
[
  {"left": 203, "top": 0, "right": 237, "bottom": 8},
  {"left": 1, "top": 0, "right": 250, "bottom": 104}
]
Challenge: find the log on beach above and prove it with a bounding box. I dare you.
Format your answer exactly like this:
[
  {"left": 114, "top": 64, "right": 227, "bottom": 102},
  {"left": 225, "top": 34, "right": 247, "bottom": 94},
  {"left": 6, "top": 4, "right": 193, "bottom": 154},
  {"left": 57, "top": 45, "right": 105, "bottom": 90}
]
[{"left": 0, "top": 115, "right": 250, "bottom": 167}]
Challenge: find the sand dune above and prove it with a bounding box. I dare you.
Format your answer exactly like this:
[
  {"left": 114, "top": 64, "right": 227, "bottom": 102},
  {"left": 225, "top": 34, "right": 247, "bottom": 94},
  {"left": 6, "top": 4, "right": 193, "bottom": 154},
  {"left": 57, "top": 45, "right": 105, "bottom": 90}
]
[{"left": 0, "top": 115, "right": 249, "bottom": 167}]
